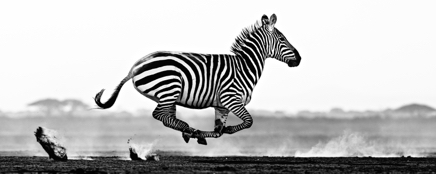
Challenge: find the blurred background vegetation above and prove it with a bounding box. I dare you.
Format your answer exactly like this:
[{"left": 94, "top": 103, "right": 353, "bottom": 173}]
[{"left": 1, "top": 98, "right": 435, "bottom": 157}]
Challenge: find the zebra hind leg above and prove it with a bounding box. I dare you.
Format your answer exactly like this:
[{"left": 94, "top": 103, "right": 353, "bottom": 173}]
[{"left": 152, "top": 104, "right": 207, "bottom": 144}]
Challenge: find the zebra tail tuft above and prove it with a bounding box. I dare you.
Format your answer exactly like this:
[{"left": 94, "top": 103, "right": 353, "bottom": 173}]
[
  {"left": 94, "top": 89, "right": 112, "bottom": 109},
  {"left": 94, "top": 75, "right": 131, "bottom": 109}
]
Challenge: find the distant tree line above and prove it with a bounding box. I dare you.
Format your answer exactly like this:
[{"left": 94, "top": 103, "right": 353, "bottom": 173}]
[{"left": 28, "top": 98, "right": 89, "bottom": 116}]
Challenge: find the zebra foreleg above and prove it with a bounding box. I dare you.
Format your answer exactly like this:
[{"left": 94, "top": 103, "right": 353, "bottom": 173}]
[
  {"left": 187, "top": 104, "right": 252, "bottom": 139},
  {"left": 177, "top": 108, "right": 230, "bottom": 144},
  {"left": 214, "top": 107, "right": 229, "bottom": 134},
  {"left": 221, "top": 103, "right": 253, "bottom": 134},
  {"left": 183, "top": 107, "right": 230, "bottom": 141},
  {"left": 162, "top": 107, "right": 229, "bottom": 145}
]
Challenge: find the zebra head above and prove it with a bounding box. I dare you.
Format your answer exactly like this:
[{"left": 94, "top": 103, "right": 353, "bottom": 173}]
[{"left": 262, "top": 14, "right": 301, "bottom": 67}]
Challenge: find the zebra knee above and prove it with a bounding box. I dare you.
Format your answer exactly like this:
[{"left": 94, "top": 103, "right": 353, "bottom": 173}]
[
  {"left": 152, "top": 111, "right": 163, "bottom": 121},
  {"left": 244, "top": 119, "right": 253, "bottom": 129}
]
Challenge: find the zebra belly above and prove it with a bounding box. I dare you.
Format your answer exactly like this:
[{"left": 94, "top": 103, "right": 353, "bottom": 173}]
[
  {"left": 175, "top": 102, "right": 210, "bottom": 109},
  {"left": 175, "top": 95, "right": 223, "bottom": 109},
  {"left": 175, "top": 87, "right": 218, "bottom": 109}
]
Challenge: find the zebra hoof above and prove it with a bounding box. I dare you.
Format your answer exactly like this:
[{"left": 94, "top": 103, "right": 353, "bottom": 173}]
[
  {"left": 182, "top": 132, "right": 191, "bottom": 143},
  {"left": 214, "top": 126, "right": 224, "bottom": 134},
  {"left": 197, "top": 138, "right": 207, "bottom": 145}
]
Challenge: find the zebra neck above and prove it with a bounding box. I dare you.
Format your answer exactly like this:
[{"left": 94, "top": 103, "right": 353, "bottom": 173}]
[
  {"left": 235, "top": 35, "right": 268, "bottom": 86},
  {"left": 235, "top": 52, "right": 266, "bottom": 92}
]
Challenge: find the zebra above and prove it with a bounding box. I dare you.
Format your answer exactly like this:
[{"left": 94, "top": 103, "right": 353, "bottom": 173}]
[{"left": 94, "top": 14, "right": 301, "bottom": 145}]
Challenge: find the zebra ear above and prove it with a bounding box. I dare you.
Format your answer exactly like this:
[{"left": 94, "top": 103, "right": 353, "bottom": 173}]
[
  {"left": 261, "top": 15, "right": 269, "bottom": 26},
  {"left": 268, "top": 14, "right": 277, "bottom": 31},
  {"left": 270, "top": 14, "right": 277, "bottom": 26}
]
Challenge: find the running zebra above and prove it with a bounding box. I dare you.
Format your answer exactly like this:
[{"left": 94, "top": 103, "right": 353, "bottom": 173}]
[{"left": 94, "top": 14, "right": 301, "bottom": 145}]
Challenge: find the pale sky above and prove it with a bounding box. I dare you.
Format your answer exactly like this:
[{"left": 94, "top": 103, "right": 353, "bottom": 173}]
[{"left": 1, "top": 0, "right": 435, "bottom": 113}]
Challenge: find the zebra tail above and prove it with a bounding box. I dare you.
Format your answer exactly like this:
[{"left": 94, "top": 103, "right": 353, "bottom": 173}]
[{"left": 94, "top": 74, "right": 131, "bottom": 109}]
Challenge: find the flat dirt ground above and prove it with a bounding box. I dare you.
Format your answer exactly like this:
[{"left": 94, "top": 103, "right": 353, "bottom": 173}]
[{"left": 1, "top": 155, "right": 436, "bottom": 173}]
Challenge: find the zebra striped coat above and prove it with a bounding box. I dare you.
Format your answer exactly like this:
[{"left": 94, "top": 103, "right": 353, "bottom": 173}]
[{"left": 95, "top": 14, "right": 301, "bottom": 145}]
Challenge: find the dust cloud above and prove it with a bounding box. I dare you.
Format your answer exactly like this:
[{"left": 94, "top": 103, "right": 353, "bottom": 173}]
[
  {"left": 295, "top": 131, "right": 425, "bottom": 157},
  {"left": 125, "top": 135, "right": 159, "bottom": 160}
]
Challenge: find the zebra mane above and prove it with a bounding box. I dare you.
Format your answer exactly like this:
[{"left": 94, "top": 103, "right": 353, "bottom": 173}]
[{"left": 230, "top": 21, "right": 262, "bottom": 55}]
